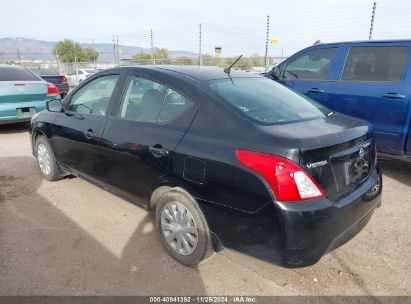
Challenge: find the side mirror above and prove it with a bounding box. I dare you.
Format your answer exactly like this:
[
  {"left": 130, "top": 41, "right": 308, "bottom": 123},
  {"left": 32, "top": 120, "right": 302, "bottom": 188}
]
[
  {"left": 46, "top": 99, "right": 64, "bottom": 112},
  {"left": 271, "top": 66, "right": 281, "bottom": 80}
]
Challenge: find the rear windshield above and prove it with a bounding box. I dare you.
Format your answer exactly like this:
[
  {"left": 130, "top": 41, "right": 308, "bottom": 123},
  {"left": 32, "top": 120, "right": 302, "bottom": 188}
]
[
  {"left": 208, "top": 77, "right": 331, "bottom": 125},
  {"left": 30, "top": 68, "right": 59, "bottom": 76},
  {"left": 0, "top": 67, "right": 40, "bottom": 81}
]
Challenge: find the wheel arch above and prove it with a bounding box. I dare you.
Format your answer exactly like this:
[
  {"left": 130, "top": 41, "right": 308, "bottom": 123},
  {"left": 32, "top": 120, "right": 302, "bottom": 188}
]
[
  {"left": 147, "top": 177, "right": 224, "bottom": 253},
  {"left": 147, "top": 176, "right": 200, "bottom": 213},
  {"left": 32, "top": 128, "right": 48, "bottom": 156}
]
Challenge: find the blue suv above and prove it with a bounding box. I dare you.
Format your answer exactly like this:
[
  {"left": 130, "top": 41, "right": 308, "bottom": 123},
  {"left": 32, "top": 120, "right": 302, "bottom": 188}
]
[{"left": 267, "top": 40, "right": 411, "bottom": 161}]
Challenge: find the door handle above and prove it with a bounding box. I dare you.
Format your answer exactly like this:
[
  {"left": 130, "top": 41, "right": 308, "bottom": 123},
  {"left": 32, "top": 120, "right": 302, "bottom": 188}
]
[
  {"left": 84, "top": 129, "right": 97, "bottom": 139},
  {"left": 307, "top": 88, "right": 325, "bottom": 94},
  {"left": 382, "top": 93, "right": 406, "bottom": 99},
  {"left": 149, "top": 145, "right": 169, "bottom": 157}
]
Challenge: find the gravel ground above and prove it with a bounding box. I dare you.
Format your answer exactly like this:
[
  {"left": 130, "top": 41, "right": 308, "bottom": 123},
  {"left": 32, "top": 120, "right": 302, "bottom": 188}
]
[{"left": 0, "top": 123, "right": 410, "bottom": 296}]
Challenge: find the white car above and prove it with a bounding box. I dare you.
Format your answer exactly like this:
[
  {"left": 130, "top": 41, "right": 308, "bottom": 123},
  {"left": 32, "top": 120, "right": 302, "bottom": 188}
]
[{"left": 66, "top": 69, "right": 96, "bottom": 86}]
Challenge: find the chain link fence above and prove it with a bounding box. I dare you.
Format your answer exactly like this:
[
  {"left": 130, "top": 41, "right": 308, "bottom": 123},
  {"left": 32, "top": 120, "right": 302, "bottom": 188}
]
[{"left": 1, "top": 56, "right": 287, "bottom": 77}]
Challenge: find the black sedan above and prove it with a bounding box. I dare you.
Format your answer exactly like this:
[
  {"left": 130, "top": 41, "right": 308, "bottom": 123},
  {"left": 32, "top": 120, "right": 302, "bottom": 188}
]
[{"left": 30, "top": 66, "right": 382, "bottom": 267}]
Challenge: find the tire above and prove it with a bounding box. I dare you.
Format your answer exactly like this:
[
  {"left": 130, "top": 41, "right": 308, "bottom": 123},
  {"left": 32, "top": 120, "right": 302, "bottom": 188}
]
[
  {"left": 35, "top": 136, "right": 62, "bottom": 181},
  {"left": 155, "top": 188, "right": 213, "bottom": 266}
]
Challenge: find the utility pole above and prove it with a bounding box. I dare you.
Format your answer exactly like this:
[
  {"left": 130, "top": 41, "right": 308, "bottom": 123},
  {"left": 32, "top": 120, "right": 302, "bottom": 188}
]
[
  {"left": 264, "top": 15, "right": 270, "bottom": 72},
  {"left": 17, "top": 48, "right": 23, "bottom": 67},
  {"left": 116, "top": 35, "right": 119, "bottom": 66},
  {"left": 74, "top": 41, "right": 79, "bottom": 85},
  {"left": 113, "top": 35, "right": 117, "bottom": 64},
  {"left": 369, "top": 2, "right": 377, "bottom": 40},
  {"left": 150, "top": 29, "right": 154, "bottom": 64},
  {"left": 92, "top": 39, "right": 96, "bottom": 68},
  {"left": 40, "top": 47, "right": 43, "bottom": 67},
  {"left": 55, "top": 49, "right": 60, "bottom": 74},
  {"left": 199, "top": 23, "right": 202, "bottom": 66}
]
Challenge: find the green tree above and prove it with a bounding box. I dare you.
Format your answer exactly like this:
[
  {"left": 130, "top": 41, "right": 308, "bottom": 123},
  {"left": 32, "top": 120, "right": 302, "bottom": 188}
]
[
  {"left": 216, "top": 56, "right": 252, "bottom": 70},
  {"left": 153, "top": 47, "right": 169, "bottom": 59},
  {"left": 249, "top": 53, "right": 265, "bottom": 67},
  {"left": 201, "top": 54, "right": 215, "bottom": 66},
  {"left": 53, "top": 39, "right": 87, "bottom": 62},
  {"left": 174, "top": 57, "right": 196, "bottom": 65},
  {"left": 132, "top": 48, "right": 169, "bottom": 63},
  {"left": 83, "top": 48, "right": 99, "bottom": 62},
  {"left": 132, "top": 52, "right": 152, "bottom": 60}
]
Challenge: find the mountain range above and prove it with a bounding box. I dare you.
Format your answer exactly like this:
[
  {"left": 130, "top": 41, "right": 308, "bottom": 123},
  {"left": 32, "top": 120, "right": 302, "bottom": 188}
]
[{"left": 0, "top": 37, "right": 197, "bottom": 62}]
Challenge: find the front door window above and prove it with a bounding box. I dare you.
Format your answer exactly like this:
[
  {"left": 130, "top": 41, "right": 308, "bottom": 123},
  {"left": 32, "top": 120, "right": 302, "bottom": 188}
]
[
  {"left": 69, "top": 75, "right": 119, "bottom": 115},
  {"left": 282, "top": 48, "right": 336, "bottom": 80}
]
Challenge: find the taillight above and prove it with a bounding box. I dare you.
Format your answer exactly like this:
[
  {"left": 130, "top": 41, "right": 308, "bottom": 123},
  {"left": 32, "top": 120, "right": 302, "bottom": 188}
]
[
  {"left": 62, "top": 76, "right": 68, "bottom": 83},
  {"left": 236, "top": 150, "right": 325, "bottom": 202},
  {"left": 47, "top": 83, "right": 60, "bottom": 96}
]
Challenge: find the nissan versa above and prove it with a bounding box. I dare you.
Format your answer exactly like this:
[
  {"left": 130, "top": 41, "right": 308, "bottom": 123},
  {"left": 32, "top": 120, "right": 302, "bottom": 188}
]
[{"left": 30, "top": 66, "right": 382, "bottom": 267}]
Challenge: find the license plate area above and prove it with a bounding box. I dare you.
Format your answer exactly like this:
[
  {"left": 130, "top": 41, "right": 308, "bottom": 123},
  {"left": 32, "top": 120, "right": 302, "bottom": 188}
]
[
  {"left": 331, "top": 141, "right": 372, "bottom": 193},
  {"left": 17, "top": 107, "right": 36, "bottom": 118}
]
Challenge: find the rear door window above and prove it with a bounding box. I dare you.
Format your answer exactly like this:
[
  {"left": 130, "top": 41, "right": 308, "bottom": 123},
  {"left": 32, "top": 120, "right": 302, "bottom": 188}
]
[
  {"left": 342, "top": 46, "right": 409, "bottom": 81},
  {"left": 159, "top": 88, "right": 194, "bottom": 123},
  {"left": 119, "top": 76, "right": 168, "bottom": 122},
  {"left": 282, "top": 48, "right": 336, "bottom": 80},
  {"left": 119, "top": 76, "right": 193, "bottom": 123}
]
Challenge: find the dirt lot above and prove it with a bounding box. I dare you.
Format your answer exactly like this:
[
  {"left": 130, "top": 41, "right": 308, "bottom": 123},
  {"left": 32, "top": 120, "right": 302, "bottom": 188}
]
[{"left": 0, "top": 124, "right": 410, "bottom": 296}]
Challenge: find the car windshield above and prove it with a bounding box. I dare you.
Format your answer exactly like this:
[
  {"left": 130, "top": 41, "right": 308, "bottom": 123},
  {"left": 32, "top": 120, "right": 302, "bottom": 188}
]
[
  {"left": 207, "top": 77, "right": 332, "bottom": 125},
  {"left": 84, "top": 69, "right": 96, "bottom": 73}
]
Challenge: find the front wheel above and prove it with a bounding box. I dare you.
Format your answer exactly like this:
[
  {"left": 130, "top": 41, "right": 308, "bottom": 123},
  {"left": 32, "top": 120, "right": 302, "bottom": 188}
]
[
  {"left": 155, "top": 188, "right": 213, "bottom": 266},
  {"left": 35, "top": 136, "right": 62, "bottom": 181}
]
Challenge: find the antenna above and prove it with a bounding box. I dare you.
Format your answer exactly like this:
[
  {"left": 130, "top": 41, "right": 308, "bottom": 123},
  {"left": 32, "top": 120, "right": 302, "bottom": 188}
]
[{"left": 224, "top": 55, "right": 243, "bottom": 74}]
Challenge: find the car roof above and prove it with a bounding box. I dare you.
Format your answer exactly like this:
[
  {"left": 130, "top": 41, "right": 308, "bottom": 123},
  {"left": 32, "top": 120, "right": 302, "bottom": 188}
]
[
  {"left": 110, "top": 65, "right": 261, "bottom": 81},
  {"left": 316, "top": 39, "right": 411, "bottom": 46}
]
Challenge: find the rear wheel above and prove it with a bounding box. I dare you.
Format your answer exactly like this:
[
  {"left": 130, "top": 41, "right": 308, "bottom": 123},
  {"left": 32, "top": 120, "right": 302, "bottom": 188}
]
[
  {"left": 155, "top": 188, "right": 212, "bottom": 266},
  {"left": 35, "top": 136, "right": 62, "bottom": 181}
]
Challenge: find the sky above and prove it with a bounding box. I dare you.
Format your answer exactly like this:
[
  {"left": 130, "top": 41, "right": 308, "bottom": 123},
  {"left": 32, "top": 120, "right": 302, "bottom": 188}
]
[{"left": 1, "top": 0, "right": 410, "bottom": 57}]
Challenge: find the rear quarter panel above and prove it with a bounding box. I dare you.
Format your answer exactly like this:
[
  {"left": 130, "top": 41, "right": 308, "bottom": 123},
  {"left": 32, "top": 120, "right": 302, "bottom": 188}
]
[{"left": 172, "top": 89, "right": 299, "bottom": 214}]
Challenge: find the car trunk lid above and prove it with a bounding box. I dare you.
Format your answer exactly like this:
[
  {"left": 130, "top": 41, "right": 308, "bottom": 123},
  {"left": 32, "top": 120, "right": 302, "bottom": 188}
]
[
  {"left": 0, "top": 81, "right": 48, "bottom": 103},
  {"left": 300, "top": 135, "right": 375, "bottom": 201},
  {"left": 260, "top": 113, "right": 375, "bottom": 201},
  {"left": 40, "top": 75, "right": 66, "bottom": 85}
]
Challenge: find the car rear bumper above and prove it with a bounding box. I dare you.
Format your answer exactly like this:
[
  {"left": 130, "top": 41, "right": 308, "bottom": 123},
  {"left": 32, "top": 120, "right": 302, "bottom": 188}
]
[
  {"left": 276, "top": 166, "right": 382, "bottom": 267},
  {"left": 0, "top": 100, "right": 46, "bottom": 124},
  {"left": 201, "top": 166, "right": 382, "bottom": 268},
  {"left": 55, "top": 83, "right": 69, "bottom": 94}
]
